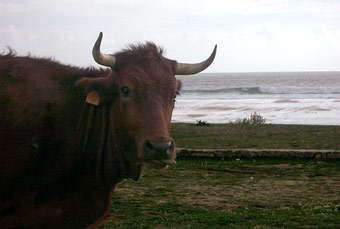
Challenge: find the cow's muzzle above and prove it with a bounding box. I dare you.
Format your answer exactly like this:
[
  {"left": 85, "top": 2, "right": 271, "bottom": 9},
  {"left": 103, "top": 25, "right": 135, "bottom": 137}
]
[{"left": 143, "top": 140, "right": 176, "bottom": 165}]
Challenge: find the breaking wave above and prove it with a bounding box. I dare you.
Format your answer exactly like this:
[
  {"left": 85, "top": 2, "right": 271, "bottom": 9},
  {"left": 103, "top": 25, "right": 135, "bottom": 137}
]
[{"left": 181, "top": 87, "right": 340, "bottom": 95}]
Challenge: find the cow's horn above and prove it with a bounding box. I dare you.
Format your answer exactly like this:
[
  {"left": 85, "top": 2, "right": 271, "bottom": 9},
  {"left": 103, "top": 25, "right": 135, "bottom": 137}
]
[
  {"left": 175, "top": 45, "right": 217, "bottom": 75},
  {"left": 92, "top": 32, "right": 116, "bottom": 68}
]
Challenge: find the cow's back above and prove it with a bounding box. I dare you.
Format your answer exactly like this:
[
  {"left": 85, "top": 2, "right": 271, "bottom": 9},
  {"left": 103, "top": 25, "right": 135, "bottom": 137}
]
[
  {"left": 1, "top": 55, "right": 62, "bottom": 146},
  {"left": 0, "top": 54, "right": 102, "bottom": 149},
  {"left": 0, "top": 55, "right": 76, "bottom": 174}
]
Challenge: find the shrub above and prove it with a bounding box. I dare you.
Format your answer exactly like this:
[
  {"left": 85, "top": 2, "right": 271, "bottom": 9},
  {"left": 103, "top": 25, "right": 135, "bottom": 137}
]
[
  {"left": 195, "top": 120, "right": 210, "bottom": 126},
  {"left": 232, "top": 112, "right": 266, "bottom": 125}
]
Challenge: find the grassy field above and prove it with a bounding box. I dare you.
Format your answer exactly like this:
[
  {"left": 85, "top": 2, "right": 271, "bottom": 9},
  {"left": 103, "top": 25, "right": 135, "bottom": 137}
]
[
  {"left": 98, "top": 124, "right": 340, "bottom": 228},
  {"left": 170, "top": 123, "right": 340, "bottom": 150},
  {"left": 99, "top": 157, "right": 340, "bottom": 228}
]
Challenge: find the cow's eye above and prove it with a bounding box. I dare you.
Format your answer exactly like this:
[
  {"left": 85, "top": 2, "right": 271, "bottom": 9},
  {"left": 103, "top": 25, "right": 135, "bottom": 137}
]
[{"left": 120, "top": 86, "right": 131, "bottom": 97}]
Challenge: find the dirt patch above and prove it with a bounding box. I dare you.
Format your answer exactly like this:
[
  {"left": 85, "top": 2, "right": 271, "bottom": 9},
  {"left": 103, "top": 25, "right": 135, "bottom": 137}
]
[
  {"left": 174, "top": 184, "right": 245, "bottom": 209},
  {"left": 201, "top": 168, "right": 259, "bottom": 174},
  {"left": 247, "top": 164, "right": 303, "bottom": 169}
]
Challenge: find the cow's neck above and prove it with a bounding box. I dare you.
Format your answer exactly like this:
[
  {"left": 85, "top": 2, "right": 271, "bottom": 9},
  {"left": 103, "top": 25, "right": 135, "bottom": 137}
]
[{"left": 74, "top": 102, "right": 140, "bottom": 187}]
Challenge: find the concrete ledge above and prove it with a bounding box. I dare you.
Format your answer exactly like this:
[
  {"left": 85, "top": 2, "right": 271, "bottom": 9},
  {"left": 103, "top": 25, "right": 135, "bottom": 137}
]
[{"left": 176, "top": 148, "right": 340, "bottom": 159}]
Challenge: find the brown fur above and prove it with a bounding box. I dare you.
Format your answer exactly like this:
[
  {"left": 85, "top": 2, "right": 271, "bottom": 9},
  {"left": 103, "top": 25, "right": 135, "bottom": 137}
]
[{"left": 0, "top": 43, "right": 179, "bottom": 227}]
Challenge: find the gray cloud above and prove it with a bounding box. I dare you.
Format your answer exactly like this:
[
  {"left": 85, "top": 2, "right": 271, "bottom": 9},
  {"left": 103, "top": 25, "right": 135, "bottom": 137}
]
[{"left": 1, "top": 0, "right": 340, "bottom": 72}]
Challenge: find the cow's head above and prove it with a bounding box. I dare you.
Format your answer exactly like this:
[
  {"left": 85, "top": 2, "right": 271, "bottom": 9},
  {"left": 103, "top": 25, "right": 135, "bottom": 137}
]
[{"left": 76, "top": 32, "right": 216, "bottom": 179}]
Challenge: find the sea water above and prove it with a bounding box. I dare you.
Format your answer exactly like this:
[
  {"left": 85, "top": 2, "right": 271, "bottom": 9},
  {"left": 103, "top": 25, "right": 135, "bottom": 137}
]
[{"left": 172, "top": 72, "right": 340, "bottom": 125}]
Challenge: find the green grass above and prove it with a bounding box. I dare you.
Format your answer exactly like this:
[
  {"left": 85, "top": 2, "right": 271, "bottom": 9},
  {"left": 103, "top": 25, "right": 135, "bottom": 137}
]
[
  {"left": 170, "top": 123, "right": 340, "bottom": 150},
  {"left": 99, "top": 157, "right": 340, "bottom": 228},
  {"left": 98, "top": 124, "right": 340, "bottom": 228}
]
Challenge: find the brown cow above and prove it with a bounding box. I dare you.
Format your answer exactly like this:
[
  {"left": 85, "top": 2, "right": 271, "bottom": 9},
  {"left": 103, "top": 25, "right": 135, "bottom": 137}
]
[{"left": 0, "top": 32, "right": 216, "bottom": 228}]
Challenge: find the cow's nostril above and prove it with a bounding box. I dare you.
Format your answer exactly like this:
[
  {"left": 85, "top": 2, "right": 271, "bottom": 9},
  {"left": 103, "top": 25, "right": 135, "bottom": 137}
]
[
  {"left": 143, "top": 140, "right": 173, "bottom": 160},
  {"left": 144, "top": 140, "right": 155, "bottom": 154}
]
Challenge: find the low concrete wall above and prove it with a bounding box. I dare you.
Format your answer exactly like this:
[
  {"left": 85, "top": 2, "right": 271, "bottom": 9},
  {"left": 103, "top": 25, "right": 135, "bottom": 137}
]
[{"left": 176, "top": 148, "right": 340, "bottom": 159}]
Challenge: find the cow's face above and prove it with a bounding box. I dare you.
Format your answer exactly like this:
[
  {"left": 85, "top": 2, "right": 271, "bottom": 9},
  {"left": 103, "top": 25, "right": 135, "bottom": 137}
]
[{"left": 112, "top": 59, "right": 181, "bottom": 169}]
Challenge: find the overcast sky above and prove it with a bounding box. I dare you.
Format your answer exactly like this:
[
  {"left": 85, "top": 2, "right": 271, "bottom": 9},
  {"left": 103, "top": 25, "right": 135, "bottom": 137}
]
[{"left": 1, "top": 0, "right": 340, "bottom": 72}]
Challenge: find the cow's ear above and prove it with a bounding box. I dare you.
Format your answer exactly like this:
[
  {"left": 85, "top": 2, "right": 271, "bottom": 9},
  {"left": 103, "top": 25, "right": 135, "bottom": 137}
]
[
  {"left": 85, "top": 90, "right": 100, "bottom": 106},
  {"left": 75, "top": 71, "right": 115, "bottom": 106}
]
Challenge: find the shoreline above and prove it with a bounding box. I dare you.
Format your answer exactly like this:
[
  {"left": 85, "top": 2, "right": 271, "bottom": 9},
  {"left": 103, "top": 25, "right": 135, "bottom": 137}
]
[{"left": 172, "top": 98, "right": 340, "bottom": 125}]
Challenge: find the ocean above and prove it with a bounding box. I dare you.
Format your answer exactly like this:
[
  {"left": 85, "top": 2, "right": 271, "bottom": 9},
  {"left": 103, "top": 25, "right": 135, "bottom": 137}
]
[{"left": 172, "top": 72, "right": 340, "bottom": 125}]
